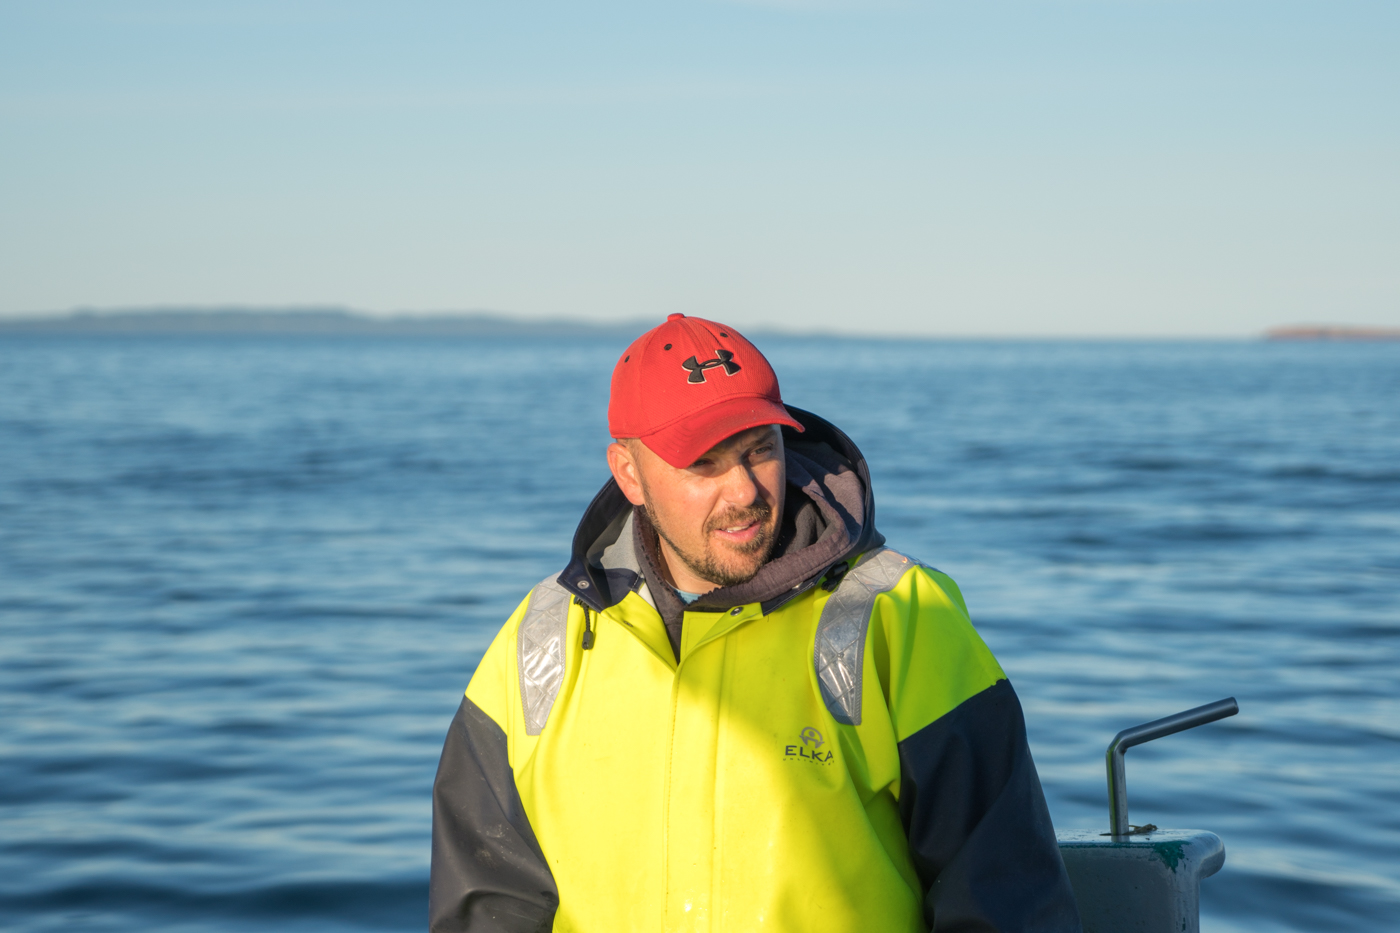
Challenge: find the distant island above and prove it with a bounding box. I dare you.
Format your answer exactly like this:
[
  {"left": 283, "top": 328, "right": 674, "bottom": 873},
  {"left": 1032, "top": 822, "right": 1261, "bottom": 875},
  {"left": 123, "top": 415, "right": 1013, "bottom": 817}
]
[
  {"left": 5, "top": 308, "right": 1397, "bottom": 340},
  {"left": 0, "top": 307, "right": 657, "bottom": 337},
  {"left": 1266, "top": 325, "right": 1400, "bottom": 341}
]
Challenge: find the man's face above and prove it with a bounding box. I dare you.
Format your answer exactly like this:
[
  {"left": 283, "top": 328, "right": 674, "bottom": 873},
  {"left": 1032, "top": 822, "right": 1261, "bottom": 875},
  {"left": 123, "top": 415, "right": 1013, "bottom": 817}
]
[{"left": 608, "top": 426, "right": 786, "bottom": 590}]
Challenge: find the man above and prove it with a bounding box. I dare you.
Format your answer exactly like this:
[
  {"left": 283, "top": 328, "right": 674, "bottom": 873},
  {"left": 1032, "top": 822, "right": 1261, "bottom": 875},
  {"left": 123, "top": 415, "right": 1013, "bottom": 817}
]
[{"left": 430, "top": 314, "right": 1080, "bottom": 933}]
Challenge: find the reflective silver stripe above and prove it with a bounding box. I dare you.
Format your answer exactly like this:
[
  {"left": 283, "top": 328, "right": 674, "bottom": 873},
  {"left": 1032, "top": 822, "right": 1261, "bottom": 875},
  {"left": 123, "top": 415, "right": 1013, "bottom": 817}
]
[
  {"left": 518, "top": 576, "right": 571, "bottom": 736},
  {"left": 813, "top": 548, "right": 911, "bottom": 726}
]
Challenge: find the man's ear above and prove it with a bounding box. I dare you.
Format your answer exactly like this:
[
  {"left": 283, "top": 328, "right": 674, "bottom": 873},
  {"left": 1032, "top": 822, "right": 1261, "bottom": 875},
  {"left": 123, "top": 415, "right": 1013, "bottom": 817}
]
[{"left": 607, "top": 441, "right": 647, "bottom": 507}]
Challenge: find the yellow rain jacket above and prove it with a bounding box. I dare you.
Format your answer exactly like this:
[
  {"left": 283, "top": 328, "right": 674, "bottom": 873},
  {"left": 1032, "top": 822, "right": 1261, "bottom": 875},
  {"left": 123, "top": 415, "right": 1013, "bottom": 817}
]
[{"left": 430, "top": 409, "right": 1079, "bottom": 933}]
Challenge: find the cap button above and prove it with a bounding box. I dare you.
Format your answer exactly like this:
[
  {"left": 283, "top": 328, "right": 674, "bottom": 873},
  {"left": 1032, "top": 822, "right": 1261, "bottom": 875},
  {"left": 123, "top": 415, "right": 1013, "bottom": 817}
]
[{"left": 667, "top": 313, "right": 685, "bottom": 321}]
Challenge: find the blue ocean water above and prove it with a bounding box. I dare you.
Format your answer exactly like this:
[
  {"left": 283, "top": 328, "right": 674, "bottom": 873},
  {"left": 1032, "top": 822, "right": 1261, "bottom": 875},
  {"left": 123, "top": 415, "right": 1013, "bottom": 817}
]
[{"left": 1, "top": 334, "right": 1397, "bottom": 933}]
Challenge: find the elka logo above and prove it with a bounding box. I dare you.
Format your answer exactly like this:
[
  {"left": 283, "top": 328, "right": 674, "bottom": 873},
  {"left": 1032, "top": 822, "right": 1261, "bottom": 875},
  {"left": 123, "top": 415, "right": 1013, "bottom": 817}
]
[
  {"left": 784, "top": 726, "right": 835, "bottom": 764},
  {"left": 681, "top": 349, "right": 741, "bottom": 384}
]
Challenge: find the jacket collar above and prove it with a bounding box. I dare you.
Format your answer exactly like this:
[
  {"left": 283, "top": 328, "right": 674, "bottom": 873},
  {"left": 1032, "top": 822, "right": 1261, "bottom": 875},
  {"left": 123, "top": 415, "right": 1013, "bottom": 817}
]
[{"left": 558, "top": 406, "right": 883, "bottom": 614}]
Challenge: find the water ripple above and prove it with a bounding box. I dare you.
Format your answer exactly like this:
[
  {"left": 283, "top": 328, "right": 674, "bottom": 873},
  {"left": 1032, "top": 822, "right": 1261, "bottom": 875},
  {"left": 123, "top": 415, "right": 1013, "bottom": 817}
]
[{"left": 2, "top": 335, "right": 1397, "bottom": 932}]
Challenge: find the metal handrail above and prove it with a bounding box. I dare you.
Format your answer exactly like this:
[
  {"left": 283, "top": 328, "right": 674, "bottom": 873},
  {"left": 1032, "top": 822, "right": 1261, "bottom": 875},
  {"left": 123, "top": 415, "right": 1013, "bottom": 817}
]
[{"left": 1106, "top": 697, "right": 1239, "bottom": 837}]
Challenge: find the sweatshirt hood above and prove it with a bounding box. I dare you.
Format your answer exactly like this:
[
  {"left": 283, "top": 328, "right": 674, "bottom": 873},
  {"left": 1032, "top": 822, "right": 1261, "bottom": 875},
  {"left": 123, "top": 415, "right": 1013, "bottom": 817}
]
[{"left": 558, "top": 406, "right": 884, "bottom": 615}]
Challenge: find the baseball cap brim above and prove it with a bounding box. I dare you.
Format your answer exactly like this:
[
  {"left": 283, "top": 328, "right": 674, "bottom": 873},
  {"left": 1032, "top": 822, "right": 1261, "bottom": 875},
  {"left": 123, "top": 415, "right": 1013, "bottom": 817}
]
[{"left": 637, "top": 395, "right": 804, "bottom": 469}]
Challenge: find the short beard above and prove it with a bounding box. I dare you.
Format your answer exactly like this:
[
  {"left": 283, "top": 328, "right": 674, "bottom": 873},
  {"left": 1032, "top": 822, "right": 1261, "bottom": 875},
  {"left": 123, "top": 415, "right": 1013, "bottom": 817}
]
[{"left": 644, "top": 497, "right": 779, "bottom": 589}]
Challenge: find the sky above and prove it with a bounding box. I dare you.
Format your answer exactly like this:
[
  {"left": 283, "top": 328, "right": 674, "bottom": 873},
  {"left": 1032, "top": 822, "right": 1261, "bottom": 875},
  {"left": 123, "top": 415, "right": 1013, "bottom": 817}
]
[{"left": 0, "top": 1, "right": 1395, "bottom": 337}]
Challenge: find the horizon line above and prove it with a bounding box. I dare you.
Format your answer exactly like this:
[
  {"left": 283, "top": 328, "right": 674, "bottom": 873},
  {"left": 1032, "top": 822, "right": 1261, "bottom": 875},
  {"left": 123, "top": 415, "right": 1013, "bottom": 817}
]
[{"left": 2, "top": 305, "right": 1397, "bottom": 342}]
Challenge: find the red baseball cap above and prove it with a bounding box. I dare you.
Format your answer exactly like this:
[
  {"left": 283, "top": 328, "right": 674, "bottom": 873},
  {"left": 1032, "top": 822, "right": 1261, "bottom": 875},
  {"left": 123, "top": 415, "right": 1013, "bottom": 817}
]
[{"left": 609, "top": 314, "right": 803, "bottom": 468}]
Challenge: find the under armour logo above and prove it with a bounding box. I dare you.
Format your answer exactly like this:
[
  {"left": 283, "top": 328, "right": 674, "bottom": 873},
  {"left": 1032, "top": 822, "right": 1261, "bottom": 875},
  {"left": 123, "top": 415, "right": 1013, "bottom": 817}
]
[{"left": 681, "top": 349, "right": 741, "bottom": 384}]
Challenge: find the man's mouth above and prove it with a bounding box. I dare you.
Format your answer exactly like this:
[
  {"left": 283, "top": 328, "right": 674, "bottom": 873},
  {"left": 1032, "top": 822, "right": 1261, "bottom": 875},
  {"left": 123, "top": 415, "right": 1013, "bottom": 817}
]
[{"left": 712, "top": 520, "right": 761, "bottom": 544}]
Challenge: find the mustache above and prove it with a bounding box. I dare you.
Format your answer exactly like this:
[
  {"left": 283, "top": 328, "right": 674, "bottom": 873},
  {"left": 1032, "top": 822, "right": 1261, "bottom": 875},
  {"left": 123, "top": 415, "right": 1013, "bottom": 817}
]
[{"left": 704, "top": 499, "right": 774, "bottom": 536}]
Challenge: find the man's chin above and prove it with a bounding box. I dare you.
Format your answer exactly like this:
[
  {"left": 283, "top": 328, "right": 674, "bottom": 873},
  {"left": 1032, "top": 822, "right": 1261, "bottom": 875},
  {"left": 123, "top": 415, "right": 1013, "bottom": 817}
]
[
  {"left": 710, "top": 562, "right": 764, "bottom": 588},
  {"left": 701, "top": 543, "right": 773, "bottom": 587}
]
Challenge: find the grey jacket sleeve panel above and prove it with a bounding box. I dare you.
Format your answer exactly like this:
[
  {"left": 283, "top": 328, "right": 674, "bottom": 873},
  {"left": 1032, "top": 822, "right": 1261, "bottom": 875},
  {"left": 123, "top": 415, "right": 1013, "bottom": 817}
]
[
  {"left": 430, "top": 697, "right": 558, "bottom": 933},
  {"left": 898, "top": 680, "right": 1082, "bottom": 933}
]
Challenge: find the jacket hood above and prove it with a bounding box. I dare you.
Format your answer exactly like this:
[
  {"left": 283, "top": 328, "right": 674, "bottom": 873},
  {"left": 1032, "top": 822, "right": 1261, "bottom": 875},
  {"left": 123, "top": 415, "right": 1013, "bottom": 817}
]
[{"left": 558, "top": 406, "right": 884, "bottom": 615}]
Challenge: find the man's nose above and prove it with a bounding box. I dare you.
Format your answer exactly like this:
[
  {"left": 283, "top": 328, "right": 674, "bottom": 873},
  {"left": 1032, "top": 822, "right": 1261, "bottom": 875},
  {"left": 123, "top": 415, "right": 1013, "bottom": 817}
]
[{"left": 718, "top": 459, "right": 761, "bottom": 507}]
